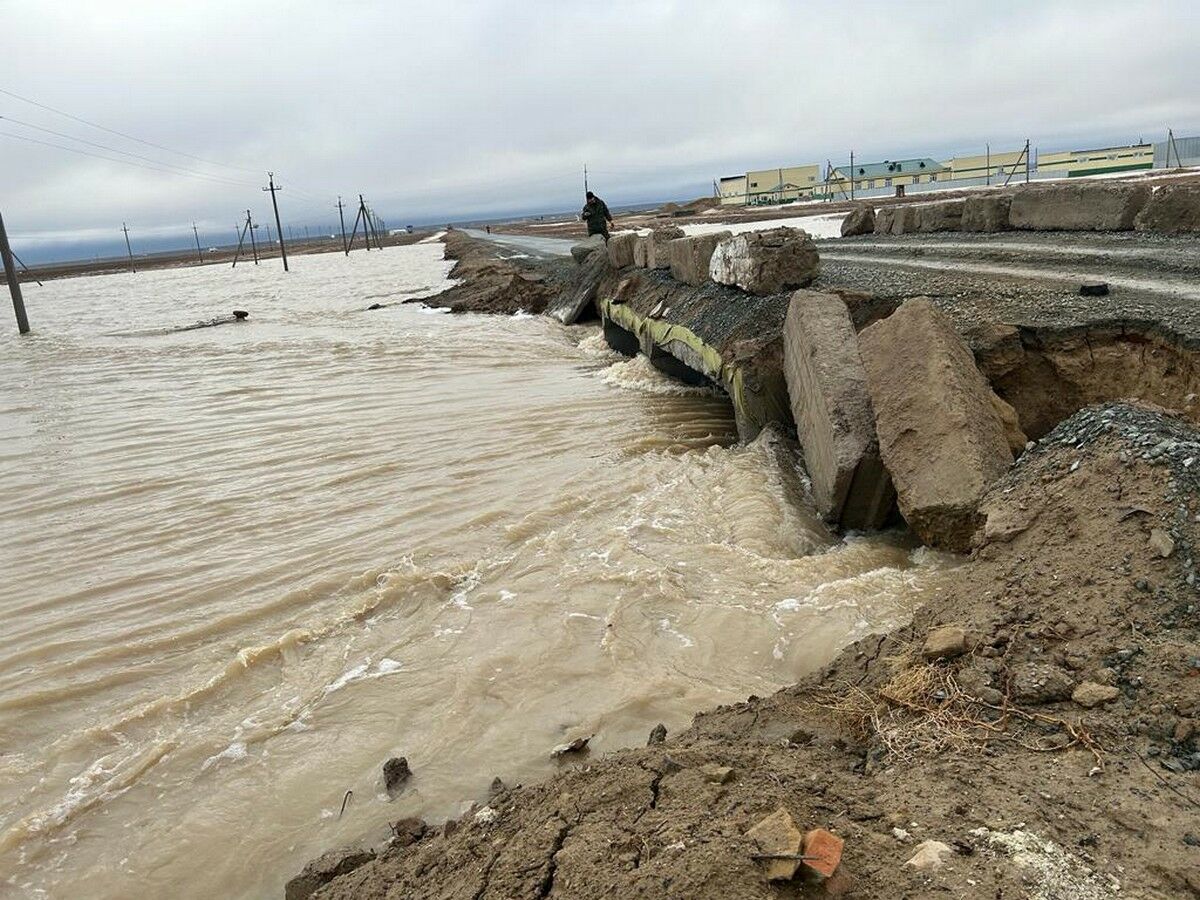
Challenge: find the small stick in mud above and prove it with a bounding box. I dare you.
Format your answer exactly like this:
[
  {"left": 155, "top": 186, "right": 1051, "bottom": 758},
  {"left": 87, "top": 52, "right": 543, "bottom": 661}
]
[{"left": 339, "top": 789, "right": 353, "bottom": 818}]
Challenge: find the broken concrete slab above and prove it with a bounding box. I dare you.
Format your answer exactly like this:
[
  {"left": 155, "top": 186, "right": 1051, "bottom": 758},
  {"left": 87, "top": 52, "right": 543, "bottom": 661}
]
[
  {"left": 915, "top": 199, "right": 965, "bottom": 233},
  {"left": 634, "top": 225, "right": 684, "bottom": 269},
  {"left": 872, "top": 206, "right": 895, "bottom": 235},
  {"left": 840, "top": 204, "right": 875, "bottom": 237},
  {"left": 570, "top": 234, "right": 607, "bottom": 263},
  {"left": 607, "top": 232, "right": 637, "bottom": 268},
  {"left": 962, "top": 194, "right": 1012, "bottom": 232},
  {"left": 668, "top": 231, "right": 731, "bottom": 287},
  {"left": 783, "top": 290, "right": 893, "bottom": 530},
  {"left": 709, "top": 227, "right": 819, "bottom": 296},
  {"left": 1008, "top": 182, "right": 1151, "bottom": 231},
  {"left": 859, "top": 298, "right": 1014, "bottom": 551},
  {"left": 546, "top": 250, "right": 610, "bottom": 324},
  {"left": 1135, "top": 184, "right": 1200, "bottom": 233}
]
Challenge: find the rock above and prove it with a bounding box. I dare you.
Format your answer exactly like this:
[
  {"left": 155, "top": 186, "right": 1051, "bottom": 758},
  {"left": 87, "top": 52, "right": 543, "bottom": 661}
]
[
  {"left": 840, "top": 204, "right": 875, "bottom": 237},
  {"left": 473, "top": 806, "right": 499, "bottom": 826},
  {"left": 607, "top": 232, "right": 637, "bottom": 268},
  {"left": 922, "top": 625, "right": 967, "bottom": 660},
  {"left": 570, "top": 234, "right": 607, "bottom": 263},
  {"left": 546, "top": 249, "right": 610, "bottom": 325},
  {"left": 1072, "top": 681, "right": 1120, "bottom": 708},
  {"left": 551, "top": 736, "right": 590, "bottom": 758},
  {"left": 488, "top": 777, "right": 508, "bottom": 801},
  {"left": 1010, "top": 663, "right": 1075, "bottom": 704},
  {"left": 1149, "top": 528, "right": 1176, "bottom": 558},
  {"left": 990, "top": 392, "right": 1029, "bottom": 454},
  {"left": 1008, "top": 182, "right": 1151, "bottom": 231},
  {"left": 803, "top": 828, "right": 845, "bottom": 879},
  {"left": 389, "top": 816, "right": 427, "bottom": 847},
  {"left": 965, "top": 321, "right": 1025, "bottom": 381},
  {"left": 366, "top": 302, "right": 384, "bottom": 310},
  {"left": 872, "top": 206, "right": 895, "bottom": 235},
  {"left": 709, "top": 227, "right": 820, "bottom": 296},
  {"left": 746, "top": 807, "right": 804, "bottom": 881},
  {"left": 858, "top": 298, "right": 1014, "bottom": 551},
  {"left": 285, "top": 848, "right": 375, "bottom": 900},
  {"left": 961, "top": 194, "right": 1012, "bottom": 232},
  {"left": 903, "top": 840, "right": 954, "bottom": 871},
  {"left": 647, "top": 723, "right": 667, "bottom": 746},
  {"left": 701, "top": 764, "right": 734, "bottom": 784},
  {"left": 668, "top": 231, "right": 731, "bottom": 287},
  {"left": 783, "top": 290, "right": 894, "bottom": 530},
  {"left": 634, "top": 226, "right": 684, "bottom": 269},
  {"left": 1135, "top": 184, "right": 1200, "bottom": 233},
  {"left": 982, "top": 504, "right": 1037, "bottom": 543},
  {"left": 1079, "top": 282, "right": 1109, "bottom": 297},
  {"left": 914, "top": 199, "right": 965, "bottom": 233},
  {"left": 383, "top": 756, "right": 411, "bottom": 794}
]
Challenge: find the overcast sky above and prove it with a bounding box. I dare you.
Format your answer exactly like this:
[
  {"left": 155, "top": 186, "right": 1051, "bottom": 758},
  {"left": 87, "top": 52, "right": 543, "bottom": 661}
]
[{"left": 5, "top": 0, "right": 1200, "bottom": 254}]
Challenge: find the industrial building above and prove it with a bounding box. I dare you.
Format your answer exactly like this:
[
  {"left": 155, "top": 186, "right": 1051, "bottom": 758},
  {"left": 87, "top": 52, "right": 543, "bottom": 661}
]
[
  {"left": 1037, "top": 142, "right": 1155, "bottom": 177},
  {"left": 828, "top": 158, "right": 947, "bottom": 195}
]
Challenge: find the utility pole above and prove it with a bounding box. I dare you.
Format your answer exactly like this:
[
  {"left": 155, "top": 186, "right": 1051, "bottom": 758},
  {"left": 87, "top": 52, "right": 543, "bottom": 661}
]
[
  {"left": 986, "top": 143, "right": 991, "bottom": 185},
  {"left": 263, "top": 172, "right": 289, "bottom": 272},
  {"left": 849, "top": 151, "right": 855, "bottom": 200},
  {"left": 0, "top": 209, "right": 29, "bottom": 334},
  {"left": 346, "top": 194, "right": 374, "bottom": 252},
  {"left": 304, "top": 225, "right": 310, "bottom": 241},
  {"left": 583, "top": 163, "right": 589, "bottom": 195},
  {"left": 247, "top": 210, "right": 259, "bottom": 264},
  {"left": 266, "top": 223, "right": 274, "bottom": 246},
  {"left": 9, "top": 249, "right": 42, "bottom": 286},
  {"left": 1025, "top": 139, "right": 1030, "bottom": 183},
  {"left": 122, "top": 222, "right": 136, "bottom": 272},
  {"left": 192, "top": 221, "right": 203, "bottom": 263}
]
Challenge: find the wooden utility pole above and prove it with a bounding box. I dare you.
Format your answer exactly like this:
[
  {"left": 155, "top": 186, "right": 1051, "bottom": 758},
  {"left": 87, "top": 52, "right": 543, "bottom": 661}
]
[
  {"left": 849, "top": 152, "right": 855, "bottom": 200},
  {"left": 0, "top": 209, "right": 29, "bottom": 334},
  {"left": 346, "top": 195, "right": 374, "bottom": 252},
  {"left": 122, "top": 222, "right": 136, "bottom": 272},
  {"left": 583, "top": 164, "right": 589, "bottom": 195},
  {"left": 247, "top": 211, "right": 259, "bottom": 264},
  {"left": 263, "top": 172, "right": 289, "bottom": 272},
  {"left": 986, "top": 143, "right": 991, "bottom": 185},
  {"left": 192, "top": 221, "right": 203, "bottom": 263}
]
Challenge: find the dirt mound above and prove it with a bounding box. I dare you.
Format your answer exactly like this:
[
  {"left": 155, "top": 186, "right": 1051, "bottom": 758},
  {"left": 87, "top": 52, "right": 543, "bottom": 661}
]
[
  {"left": 310, "top": 402, "right": 1200, "bottom": 899},
  {"left": 416, "top": 231, "right": 560, "bottom": 314}
]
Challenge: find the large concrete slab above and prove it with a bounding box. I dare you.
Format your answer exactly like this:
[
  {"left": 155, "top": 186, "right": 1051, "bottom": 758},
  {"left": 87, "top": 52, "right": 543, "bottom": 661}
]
[
  {"left": 709, "top": 227, "right": 819, "bottom": 296},
  {"left": 634, "top": 226, "right": 684, "bottom": 269},
  {"left": 840, "top": 204, "right": 875, "bottom": 237},
  {"left": 1008, "top": 182, "right": 1151, "bottom": 231},
  {"left": 546, "top": 249, "right": 610, "bottom": 324},
  {"left": 1135, "top": 184, "right": 1200, "bottom": 234},
  {"left": 783, "top": 290, "right": 894, "bottom": 530},
  {"left": 607, "top": 232, "right": 637, "bottom": 268},
  {"left": 859, "top": 298, "right": 1013, "bottom": 550},
  {"left": 668, "top": 232, "right": 730, "bottom": 287},
  {"left": 961, "top": 195, "right": 1012, "bottom": 232}
]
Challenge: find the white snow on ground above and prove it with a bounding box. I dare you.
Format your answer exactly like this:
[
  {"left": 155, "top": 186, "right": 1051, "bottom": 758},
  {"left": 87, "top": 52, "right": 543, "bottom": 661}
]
[
  {"left": 681, "top": 212, "right": 847, "bottom": 240},
  {"left": 419, "top": 230, "right": 447, "bottom": 243}
]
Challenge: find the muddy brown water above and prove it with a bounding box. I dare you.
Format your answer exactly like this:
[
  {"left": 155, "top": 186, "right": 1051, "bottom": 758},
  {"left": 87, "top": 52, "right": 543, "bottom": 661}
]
[{"left": 0, "top": 244, "right": 947, "bottom": 898}]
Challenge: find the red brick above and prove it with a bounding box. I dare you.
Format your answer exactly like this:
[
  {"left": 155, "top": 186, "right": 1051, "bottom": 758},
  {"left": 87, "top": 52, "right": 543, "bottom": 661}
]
[{"left": 802, "top": 828, "right": 844, "bottom": 879}]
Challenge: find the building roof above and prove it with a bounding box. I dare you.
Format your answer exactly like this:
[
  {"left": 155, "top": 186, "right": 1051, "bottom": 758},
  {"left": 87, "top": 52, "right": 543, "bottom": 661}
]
[{"left": 835, "top": 158, "right": 946, "bottom": 178}]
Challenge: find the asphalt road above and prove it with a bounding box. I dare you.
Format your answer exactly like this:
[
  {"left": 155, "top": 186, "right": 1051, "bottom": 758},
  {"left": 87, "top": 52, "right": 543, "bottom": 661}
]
[{"left": 461, "top": 228, "right": 574, "bottom": 258}]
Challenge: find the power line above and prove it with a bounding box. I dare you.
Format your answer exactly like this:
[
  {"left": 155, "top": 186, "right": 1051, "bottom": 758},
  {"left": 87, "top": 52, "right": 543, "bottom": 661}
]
[{"left": 0, "top": 85, "right": 260, "bottom": 175}]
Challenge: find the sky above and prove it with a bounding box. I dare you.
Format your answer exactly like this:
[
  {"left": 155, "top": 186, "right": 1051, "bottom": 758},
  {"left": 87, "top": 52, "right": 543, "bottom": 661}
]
[{"left": 4, "top": 0, "right": 1200, "bottom": 261}]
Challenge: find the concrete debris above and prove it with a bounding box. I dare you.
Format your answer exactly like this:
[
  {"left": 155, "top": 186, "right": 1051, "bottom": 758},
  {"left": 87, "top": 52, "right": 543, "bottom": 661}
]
[
  {"left": 383, "top": 756, "right": 412, "bottom": 795},
  {"left": 473, "top": 806, "right": 499, "bottom": 826},
  {"left": 668, "top": 231, "right": 731, "bottom": 287},
  {"left": 802, "top": 828, "right": 844, "bottom": 879},
  {"left": 607, "top": 232, "right": 637, "bottom": 268},
  {"left": 388, "top": 817, "right": 427, "bottom": 848},
  {"left": 872, "top": 206, "right": 895, "bottom": 235},
  {"left": 1072, "top": 681, "right": 1120, "bottom": 708},
  {"left": 1008, "top": 182, "right": 1151, "bottom": 231},
  {"left": 903, "top": 839, "right": 954, "bottom": 871},
  {"left": 961, "top": 194, "right": 1012, "bottom": 232},
  {"left": 1010, "top": 663, "right": 1075, "bottom": 705},
  {"left": 922, "top": 625, "right": 968, "bottom": 660},
  {"left": 285, "top": 848, "right": 376, "bottom": 900},
  {"left": 700, "top": 764, "right": 734, "bottom": 784},
  {"left": 570, "top": 234, "right": 607, "bottom": 263},
  {"left": 782, "top": 290, "right": 894, "bottom": 530},
  {"left": 647, "top": 723, "right": 668, "bottom": 746},
  {"left": 746, "top": 808, "right": 804, "bottom": 881},
  {"left": 546, "top": 249, "right": 610, "bottom": 325},
  {"left": 634, "top": 226, "right": 684, "bottom": 269},
  {"left": 1149, "top": 527, "right": 1176, "bottom": 558},
  {"left": 550, "top": 736, "right": 591, "bottom": 758},
  {"left": 709, "top": 227, "right": 819, "bottom": 296},
  {"left": 859, "top": 298, "right": 1013, "bottom": 551},
  {"left": 1135, "top": 184, "right": 1200, "bottom": 233},
  {"left": 840, "top": 204, "right": 875, "bottom": 237}
]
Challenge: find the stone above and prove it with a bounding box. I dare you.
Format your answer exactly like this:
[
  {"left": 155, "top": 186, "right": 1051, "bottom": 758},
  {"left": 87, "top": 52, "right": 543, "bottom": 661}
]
[
  {"left": 546, "top": 249, "right": 610, "bottom": 324},
  {"left": 922, "top": 625, "right": 967, "bottom": 660},
  {"left": 1008, "top": 182, "right": 1151, "bottom": 231},
  {"left": 746, "top": 808, "right": 804, "bottom": 881},
  {"left": 285, "top": 848, "right": 375, "bottom": 900},
  {"left": 783, "top": 290, "right": 894, "bottom": 530},
  {"left": 1010, "top": 663, "right": 1075, "bottom": 704},
  {"left": 802, "top": 828, "right": 845, "bottom": 879},
  {"left": 1135, "top": 184, "right": 1200, "bottom": 233},
  {"left": 668, "top": 231, "right": 731, "bottom": 287},
  {"left": 903, "top": 840, "right": 953, "bottom": 871},
  {"left": 990, "top": 392, "right": 1028, "bottom": 454},
  {"left": 570, "top": 234, "right": 607, "bottom": 263},
  {"left": 607, "top": 232, "right": 637, "bottom": 268},
  {"left": 1079, "top": 282, "right": 1109, "bottom": 297},
  {"left": 389, "top": 816, "right": 427, "bottom": 847},
  {"left": 550, "top": 736, "right": 590, "bottom": 757},
  {"left": 840, "top": 204, "right": 875, "bottom": 237},
  {"left": 701, "top": 764, "right": 734, "bottom": 784},
  {"left": 1072, "top": 681, "right": 1120, "bottom": 708},
  {"left": 709, "top": 227, "right": 819, "bottom": 296},
  {"left": 872, "top": 206, "right": 895, "bottom": 235},
  {"left": 383, "top": 756, "right": 411, "bottom": 794},
  {"left": 961, "top": 194, "right": 1012, "bottom": 232},
  {"left": 982, "top": 505, "right": 1036, "bottom": 543},
  {"left": 634, "top": 225, "right": 684, "bottom": 269},
  {"left": 858, "top": 298, "right": 1014, "bottom": 551},
  {"left": 914, "top": 199, "right": 965, "bottom": 233},
  {"left": 488, "top": 777, "right": 508, "bottom": 801},
  {"left": 965, "top": 321, "right": 1025, "bottom": 380},
  {"left": 647, "top": 723, "right": 667, "bottom": 745},
  {"left": 1149, "top": 528, "right": 1175, "bottom": 558}
]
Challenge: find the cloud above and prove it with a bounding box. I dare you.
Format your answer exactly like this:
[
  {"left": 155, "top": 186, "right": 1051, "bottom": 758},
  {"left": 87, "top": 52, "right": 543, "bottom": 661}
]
[{"left": 3, "top": 0, "right": 1199, "bottom": 253}]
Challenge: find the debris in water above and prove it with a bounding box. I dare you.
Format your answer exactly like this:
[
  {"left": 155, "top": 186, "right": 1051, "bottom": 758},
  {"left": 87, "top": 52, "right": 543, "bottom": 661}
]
[
  {"left": 551, "top": 736, "right": 591, "bottom": 758},
  {"left": 383, "top": 756, "right": 412, "bottom": 795},
  {"left": 647, "top": 723, "right": 668, "bottom": 746}
]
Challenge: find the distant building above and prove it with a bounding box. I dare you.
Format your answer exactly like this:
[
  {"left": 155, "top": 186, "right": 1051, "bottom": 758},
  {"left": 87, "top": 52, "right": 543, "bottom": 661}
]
[
  {"left": 945, "top": 149, "right": 1029, "bottom": 182},
  {"left": 1037, "top": 142, "right": 1154, "bottom": 177},
  {"left": 828, "top": 157, "right": 947, "bottom": 194},
  {"left": 718, "top": 175, "right": 748, "bottom": 206},
  {"left": 743, "top": 164, "right": 822, "bottom": 205}
]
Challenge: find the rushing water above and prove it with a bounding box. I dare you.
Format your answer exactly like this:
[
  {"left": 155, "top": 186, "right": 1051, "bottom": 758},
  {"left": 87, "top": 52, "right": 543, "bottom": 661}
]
[{"left": 0, "top": 243, "right": 942, "bottom": 898}]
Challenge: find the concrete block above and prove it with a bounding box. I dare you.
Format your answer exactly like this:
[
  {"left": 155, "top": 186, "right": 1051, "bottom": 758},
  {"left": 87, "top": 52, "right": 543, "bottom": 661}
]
[
  {"left": 1008, "top": 182, "right": 1151, "bottom": 231},
  {"left": 783, "top": 290, "right": 893, "bottom": 530},
  {"left": 607, "top": 232, "right": 637, "bottom": 268},
  {"left": 570, "top": 234, "right": 607, "bottom": 263},
  {"left": 709, "top": 227, "right": 819, "bottom": 296},
  {"left": 1135, "top": 184, "right": 1200, "bottom": 233},
  {"left": 873, "top": 206, "right": 896, "bottom": 235},
  {"left": 961, "top": 194, "right": 1012, "bottom": 232},
  {"left": 634, "top": 226, "right": 684, "bottom": 269},
  {"left": 668, "top": 231, "right": 730, "bottom": 287},
  {"left": 840, "top": 204, "right": 875, "bottom": 236}
]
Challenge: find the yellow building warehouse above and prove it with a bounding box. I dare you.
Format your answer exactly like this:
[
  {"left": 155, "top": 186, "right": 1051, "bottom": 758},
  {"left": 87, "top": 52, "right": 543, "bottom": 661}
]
[
  {"left": 1037, "top": 142, "right": 1154, "bottom": 177},
  {"left": 742, "top": 164, "right": 822, "bottom": 205}
]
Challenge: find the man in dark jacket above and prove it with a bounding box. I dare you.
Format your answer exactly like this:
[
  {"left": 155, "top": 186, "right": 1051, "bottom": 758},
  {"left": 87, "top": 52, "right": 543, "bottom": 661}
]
[{"left": 580, "top": 191, "right": 614, "bottom": 240}]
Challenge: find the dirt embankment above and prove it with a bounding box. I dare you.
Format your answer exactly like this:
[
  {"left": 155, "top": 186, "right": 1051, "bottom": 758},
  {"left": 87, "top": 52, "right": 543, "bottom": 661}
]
[{"left": 307, "top": 402, "right": 1199, "bottom": 900}]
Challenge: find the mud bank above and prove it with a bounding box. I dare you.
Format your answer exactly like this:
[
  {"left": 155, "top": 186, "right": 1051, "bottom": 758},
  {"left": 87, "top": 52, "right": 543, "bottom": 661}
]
[{"left": 293, "top": 234, "right": 1200, "bottom": 899}]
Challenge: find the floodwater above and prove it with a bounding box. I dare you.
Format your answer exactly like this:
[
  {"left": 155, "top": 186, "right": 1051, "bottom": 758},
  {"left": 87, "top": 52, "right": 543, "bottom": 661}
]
[{"left": 0, "top": 243, "right": 942, "bottom": 898}]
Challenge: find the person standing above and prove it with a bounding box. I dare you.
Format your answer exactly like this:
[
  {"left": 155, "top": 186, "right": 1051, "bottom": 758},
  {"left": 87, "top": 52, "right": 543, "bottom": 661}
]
[{"left": 581, "top": 191, "right": 614, "bottom": 241}]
